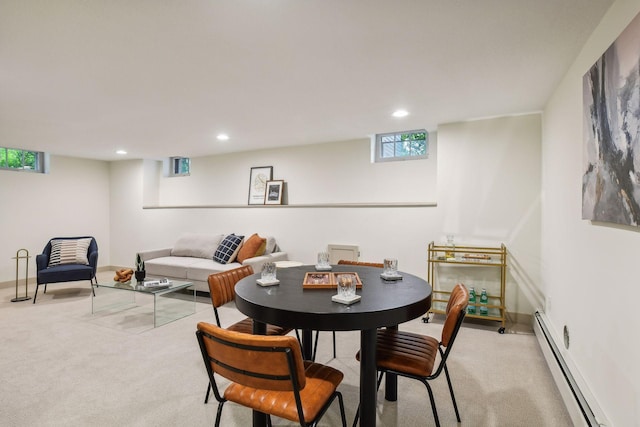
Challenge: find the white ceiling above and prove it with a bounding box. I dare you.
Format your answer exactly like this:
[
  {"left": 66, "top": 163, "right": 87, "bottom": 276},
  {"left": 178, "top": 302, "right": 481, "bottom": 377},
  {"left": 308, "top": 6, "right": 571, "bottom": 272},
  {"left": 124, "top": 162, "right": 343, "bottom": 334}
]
[{"left": 0, "top": 0, "right": 614, "bottom": 161}]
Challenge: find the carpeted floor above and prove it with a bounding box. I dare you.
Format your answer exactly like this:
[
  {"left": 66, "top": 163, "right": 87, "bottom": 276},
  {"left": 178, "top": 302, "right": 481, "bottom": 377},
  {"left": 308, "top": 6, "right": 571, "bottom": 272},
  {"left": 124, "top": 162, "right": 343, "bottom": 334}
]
[{"left": 0, "top": 273, "right": 571, "bottom": 426}]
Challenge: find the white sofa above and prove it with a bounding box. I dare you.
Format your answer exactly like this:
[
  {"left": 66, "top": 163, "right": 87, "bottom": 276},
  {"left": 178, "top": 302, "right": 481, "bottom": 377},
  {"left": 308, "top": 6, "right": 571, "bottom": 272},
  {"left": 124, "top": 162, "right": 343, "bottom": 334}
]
[{"left": 137, "top": 233, "right": 288, "bottom": 293}]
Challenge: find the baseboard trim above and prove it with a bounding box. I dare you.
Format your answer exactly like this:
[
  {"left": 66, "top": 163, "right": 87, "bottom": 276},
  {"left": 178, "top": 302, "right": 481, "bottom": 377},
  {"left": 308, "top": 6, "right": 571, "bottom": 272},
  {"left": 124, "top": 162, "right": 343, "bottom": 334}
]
[{"left": 533, "top": 311, "right": 607, "bottom": 426}]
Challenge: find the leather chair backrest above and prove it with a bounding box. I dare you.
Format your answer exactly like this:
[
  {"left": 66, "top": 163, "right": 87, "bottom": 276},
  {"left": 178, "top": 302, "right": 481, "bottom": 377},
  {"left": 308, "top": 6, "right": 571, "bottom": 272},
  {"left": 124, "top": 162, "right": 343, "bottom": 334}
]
[
  {"left": 337, "top": 260, "right": 384, "bottom": 268},
  {"left": 197, "top": 322, "right": 306, "bottom": 391},
  {"left": 442, "top": 283, "right": 469, "bottom": 347},
  {"left": 207, "top": 265, "right": 254, "bottom": 308}
]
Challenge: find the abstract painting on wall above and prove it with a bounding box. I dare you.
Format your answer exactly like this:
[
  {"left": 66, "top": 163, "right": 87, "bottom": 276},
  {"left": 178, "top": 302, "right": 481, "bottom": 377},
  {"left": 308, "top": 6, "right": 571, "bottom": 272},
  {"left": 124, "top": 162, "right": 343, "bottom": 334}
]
[{"left": 583, "top": 12, "right": 640, "bottom": 226}]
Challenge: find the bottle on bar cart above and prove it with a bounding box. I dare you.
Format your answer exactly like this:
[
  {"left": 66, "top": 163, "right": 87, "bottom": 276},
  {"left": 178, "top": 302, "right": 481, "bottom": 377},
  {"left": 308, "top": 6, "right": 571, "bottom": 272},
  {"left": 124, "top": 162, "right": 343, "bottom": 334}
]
[
  {"left": 468, "top": 287, "right": 476, "bottom": 314},
  {"left": 479, "top": 288, "right": 489, "bottom": 316}
]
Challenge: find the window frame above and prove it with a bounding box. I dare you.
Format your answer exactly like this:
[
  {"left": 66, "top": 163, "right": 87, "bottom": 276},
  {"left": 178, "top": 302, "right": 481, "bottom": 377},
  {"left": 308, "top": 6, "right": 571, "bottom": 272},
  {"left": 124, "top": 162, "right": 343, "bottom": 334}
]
[
  {"left": 374, "top": 129, "right": 429, "bottom": 163},
  {"left": 0, "top": 147, "right": 46, "bottom": 173},
  {"left": 169, "top": 156, "right": 191, "bottom": 177}
]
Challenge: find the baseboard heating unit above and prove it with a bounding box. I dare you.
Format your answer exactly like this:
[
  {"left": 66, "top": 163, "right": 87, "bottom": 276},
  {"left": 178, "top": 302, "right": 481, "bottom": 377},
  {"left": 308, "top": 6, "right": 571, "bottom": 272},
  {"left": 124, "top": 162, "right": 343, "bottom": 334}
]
[{"left": 533, "top": 311, "right": 602, "bottom": 426}]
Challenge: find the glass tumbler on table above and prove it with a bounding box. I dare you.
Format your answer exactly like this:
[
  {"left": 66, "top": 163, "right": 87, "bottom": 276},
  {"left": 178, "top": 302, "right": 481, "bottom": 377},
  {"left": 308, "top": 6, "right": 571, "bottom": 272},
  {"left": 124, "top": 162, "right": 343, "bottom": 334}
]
[
  {"left": 337, "top": 274, "right": 355, "bottom": 298},
  {"left": 317, "top": 251, "right": 330, "bottom": 267},
  {"left": 383, "top": 258, "right": 398, "bottom": 276},
  {"left": 261, "top": 262, "right": 277, "bottom": 281}
]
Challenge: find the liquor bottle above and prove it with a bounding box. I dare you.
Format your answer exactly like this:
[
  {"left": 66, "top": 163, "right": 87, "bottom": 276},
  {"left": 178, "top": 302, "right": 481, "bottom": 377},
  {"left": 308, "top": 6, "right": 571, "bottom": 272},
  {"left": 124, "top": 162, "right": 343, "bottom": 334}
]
[
  {"left": 479, "top": 288, "right": 489, "bottom": 316},
  {"left": 445, "top": 235, "right": 455, "bottom": 259},
  {"left": 467, "top": 287, "right": 476, "bottom": 314}
]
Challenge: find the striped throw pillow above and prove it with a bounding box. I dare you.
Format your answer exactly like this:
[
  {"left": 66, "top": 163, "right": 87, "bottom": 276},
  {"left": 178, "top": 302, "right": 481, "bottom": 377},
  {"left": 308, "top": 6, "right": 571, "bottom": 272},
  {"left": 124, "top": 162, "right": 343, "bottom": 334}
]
[{"left": 48, "top": 238, "right": 92, "bottom": 267}]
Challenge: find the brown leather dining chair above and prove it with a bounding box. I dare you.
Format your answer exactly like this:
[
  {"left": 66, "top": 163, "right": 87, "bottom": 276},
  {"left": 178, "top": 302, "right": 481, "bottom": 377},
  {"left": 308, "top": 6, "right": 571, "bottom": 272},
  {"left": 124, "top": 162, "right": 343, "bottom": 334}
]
[
  {"left": 196, "top": 322, "right": 347, "bottom": 427},
  {"left": 355, "top": 283, "right": 469, "bottom": 427},
  {"left": 205, "top": 265, "right": 293, "bottom": 403}
]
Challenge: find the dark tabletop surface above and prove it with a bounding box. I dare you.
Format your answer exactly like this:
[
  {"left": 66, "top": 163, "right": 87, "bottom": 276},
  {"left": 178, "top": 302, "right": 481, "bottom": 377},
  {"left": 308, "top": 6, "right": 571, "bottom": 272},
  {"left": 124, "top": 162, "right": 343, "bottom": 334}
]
[{"left": 235, "top": 264, "right": 432, "bottom": 331}]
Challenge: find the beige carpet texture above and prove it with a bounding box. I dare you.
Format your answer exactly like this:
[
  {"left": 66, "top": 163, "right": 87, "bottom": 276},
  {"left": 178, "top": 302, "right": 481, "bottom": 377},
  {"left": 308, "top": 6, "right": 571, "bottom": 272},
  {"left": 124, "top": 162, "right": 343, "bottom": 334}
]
[{"left": 0, "top": 272, "right": 571, "bottom": 426}]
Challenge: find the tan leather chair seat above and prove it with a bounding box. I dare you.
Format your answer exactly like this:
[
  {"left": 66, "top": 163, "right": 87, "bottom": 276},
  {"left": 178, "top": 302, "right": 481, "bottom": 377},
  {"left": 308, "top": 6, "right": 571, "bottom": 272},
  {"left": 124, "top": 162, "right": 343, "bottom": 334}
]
[{"left": 225, "top": 361, "right": 343, "bottom": 424}]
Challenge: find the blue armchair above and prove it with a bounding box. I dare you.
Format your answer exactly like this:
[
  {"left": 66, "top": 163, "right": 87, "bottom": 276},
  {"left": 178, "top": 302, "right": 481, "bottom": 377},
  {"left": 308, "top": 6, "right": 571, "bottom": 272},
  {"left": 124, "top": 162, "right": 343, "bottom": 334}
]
[{"left": 34, "top": 236, "right": 98, "bottom": 303}]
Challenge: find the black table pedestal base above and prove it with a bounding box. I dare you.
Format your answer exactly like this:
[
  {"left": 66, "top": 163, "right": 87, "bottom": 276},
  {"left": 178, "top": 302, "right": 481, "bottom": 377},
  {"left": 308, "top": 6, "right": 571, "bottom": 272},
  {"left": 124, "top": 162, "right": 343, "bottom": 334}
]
[{"left": 359, "top": 329, "right": 377, "bottom": 426}]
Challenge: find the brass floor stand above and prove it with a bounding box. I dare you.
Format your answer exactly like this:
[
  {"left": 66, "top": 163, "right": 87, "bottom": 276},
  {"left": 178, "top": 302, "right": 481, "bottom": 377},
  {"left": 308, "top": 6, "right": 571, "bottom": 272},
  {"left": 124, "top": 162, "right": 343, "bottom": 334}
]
[{"left": 11, "top": 248, "right": 31, "bottom": 302}]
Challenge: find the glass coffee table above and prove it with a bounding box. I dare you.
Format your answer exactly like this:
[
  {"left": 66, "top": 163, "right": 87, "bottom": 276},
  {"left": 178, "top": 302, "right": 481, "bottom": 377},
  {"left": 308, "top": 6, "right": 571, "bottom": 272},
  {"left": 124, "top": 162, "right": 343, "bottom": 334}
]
[{"left": 92, "top": 279, "right": 195, "bottom": 328}]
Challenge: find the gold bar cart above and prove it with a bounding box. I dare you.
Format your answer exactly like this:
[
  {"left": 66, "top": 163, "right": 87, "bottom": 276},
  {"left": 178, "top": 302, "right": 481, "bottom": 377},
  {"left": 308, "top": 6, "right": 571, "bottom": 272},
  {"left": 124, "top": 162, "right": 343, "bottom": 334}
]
[{"left": 425, "top": 241, "right": 507, "bottom": 333}]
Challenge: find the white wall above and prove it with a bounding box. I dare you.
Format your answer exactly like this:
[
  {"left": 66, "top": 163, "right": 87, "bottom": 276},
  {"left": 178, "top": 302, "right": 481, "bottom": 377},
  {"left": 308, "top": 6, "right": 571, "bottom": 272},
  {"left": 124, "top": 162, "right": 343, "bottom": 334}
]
[
  {"left": 108, "top": 114, "right": 541, "bottom": 319},
  {"left": 438, "top": 115, "right": 543, "bottom": 314},
  {"left": 541, "top": 0, "right": 640, "bottom": 424},
  {"left": 0, "top": 155, "right": 110, "bottom": 283}
]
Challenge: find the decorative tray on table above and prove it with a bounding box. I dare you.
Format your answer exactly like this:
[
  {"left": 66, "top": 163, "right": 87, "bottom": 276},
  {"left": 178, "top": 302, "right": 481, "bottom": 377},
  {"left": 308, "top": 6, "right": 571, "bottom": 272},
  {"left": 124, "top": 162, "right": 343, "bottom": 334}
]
[{"left": 302, "top": 272, "right": 363, "bottom": 289}]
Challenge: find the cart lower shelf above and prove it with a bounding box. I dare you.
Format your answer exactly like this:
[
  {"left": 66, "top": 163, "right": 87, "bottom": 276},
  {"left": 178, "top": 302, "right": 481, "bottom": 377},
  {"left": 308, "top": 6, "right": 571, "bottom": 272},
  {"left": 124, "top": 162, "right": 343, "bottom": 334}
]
[{"left": 424, "top": 306, "right": 506, "bottom": 334}]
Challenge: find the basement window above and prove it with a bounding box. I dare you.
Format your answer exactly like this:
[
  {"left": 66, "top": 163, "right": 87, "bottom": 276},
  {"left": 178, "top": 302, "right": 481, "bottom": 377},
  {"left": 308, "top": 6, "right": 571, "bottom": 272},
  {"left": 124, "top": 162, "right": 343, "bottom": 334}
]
[
  {"left": 374, "top": 129, "right": 428, "bottom": 162},
  {"left": 169, "top": 157, "right": 190, "bottom": 177},
  {"left": 0, "top": 147, "right": 46, "bottom": 173}
]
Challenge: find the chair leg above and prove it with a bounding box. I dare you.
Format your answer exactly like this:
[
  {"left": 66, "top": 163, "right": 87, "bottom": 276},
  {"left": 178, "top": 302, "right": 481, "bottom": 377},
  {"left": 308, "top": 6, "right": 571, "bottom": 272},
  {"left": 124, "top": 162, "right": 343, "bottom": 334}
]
[
  {"left": 204, "top": 383, "right": 211, "bottom": 403},
  {"left": 312, "top": 330, "right": 320, "bottom": 362},
  {"left": 336, "top": 391, "right": 347, "bottom": 427},
  {"left": 33, "top": 284, "right": 40, "bottom": 304},
  {"left": 91, "top": 277, "right": 97, "bottom": 296},
  {"left": 309, "top": 331, "right": 337, "bottom": 362},
  {"left": 214, "top": 401, "right": 225, "bottom": 427},
  {"left": 44, "top": 283, "right": 47, "bottom": 294},
  {"left": 423, "top": 381, "right": 441, "bottom": 427},
  {"left": 352, "top": 403, "right": 360, "bottom": 427},
  {"left": 332, "top": 331, "right": 336, "bottom": 358},
  {"left": 443, "top": 363, "right": 461, "bottom": 422},
  {"left": 376, "top": 371, "right": 384, "bottom": 389}
]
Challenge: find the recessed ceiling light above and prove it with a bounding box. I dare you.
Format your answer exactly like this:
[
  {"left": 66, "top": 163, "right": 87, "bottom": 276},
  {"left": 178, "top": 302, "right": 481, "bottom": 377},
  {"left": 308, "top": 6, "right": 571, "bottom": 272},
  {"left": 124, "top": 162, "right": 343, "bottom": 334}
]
[
  {"left": 392, "top": 109, "right": 409, "bottom": 118},
  {"left": 217, "top": 134, "right": 229, "bottom": 141},
  {"left": 116, "top": 150, "right": 127, "bottom": 155}
]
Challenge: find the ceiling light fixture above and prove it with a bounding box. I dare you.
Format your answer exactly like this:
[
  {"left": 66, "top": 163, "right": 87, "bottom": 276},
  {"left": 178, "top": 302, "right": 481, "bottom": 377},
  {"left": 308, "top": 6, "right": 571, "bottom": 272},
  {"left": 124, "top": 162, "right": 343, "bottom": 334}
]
[
  {"left": 217, "top": 134, "right": 229, "bottom": 141},
  {"left": 392, "top": 109, "right": 409, "bottom": 118},
  {"left": 116, "top": 150, "right": 127, "bottom": 155}
]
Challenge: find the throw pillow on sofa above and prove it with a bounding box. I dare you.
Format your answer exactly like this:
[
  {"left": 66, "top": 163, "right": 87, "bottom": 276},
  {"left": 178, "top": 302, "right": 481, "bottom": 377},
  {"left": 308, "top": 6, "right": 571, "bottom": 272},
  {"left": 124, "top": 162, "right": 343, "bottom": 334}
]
[
  {"left": 264, "top": 236, "right": 277, "bottom": 254},
  {"left": 236, "top": 233, "right": 267, "bottom": 263},
  {"left": 213, "top": 234, "right": 245, "bottom": 264},
  {"left": 171, "top": 233, "right": 223, "bottom": 258}
]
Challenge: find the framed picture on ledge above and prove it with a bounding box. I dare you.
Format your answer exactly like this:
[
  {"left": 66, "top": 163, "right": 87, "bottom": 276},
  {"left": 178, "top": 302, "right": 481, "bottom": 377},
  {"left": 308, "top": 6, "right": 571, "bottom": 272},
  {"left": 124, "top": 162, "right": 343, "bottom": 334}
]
[
  {"left": 248, "top": 166, "right": 273, "bottom": 205},
  {"left": 265, "top": 180, "right": 284, "bottom": 205}
]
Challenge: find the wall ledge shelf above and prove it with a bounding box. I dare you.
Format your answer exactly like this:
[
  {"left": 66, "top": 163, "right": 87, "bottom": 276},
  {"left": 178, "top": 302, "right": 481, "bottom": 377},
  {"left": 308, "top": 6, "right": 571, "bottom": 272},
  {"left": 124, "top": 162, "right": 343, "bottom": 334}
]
[{"left": 143, "top": 202, "right": 437, "bottom": 210}]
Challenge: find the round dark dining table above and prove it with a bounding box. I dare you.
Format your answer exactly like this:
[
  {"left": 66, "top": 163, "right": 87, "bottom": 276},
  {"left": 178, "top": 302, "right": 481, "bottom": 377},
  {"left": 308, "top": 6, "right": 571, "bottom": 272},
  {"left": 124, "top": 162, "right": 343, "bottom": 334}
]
[{"left": 234, "top": 264, "right": 432, "bottom": 427}]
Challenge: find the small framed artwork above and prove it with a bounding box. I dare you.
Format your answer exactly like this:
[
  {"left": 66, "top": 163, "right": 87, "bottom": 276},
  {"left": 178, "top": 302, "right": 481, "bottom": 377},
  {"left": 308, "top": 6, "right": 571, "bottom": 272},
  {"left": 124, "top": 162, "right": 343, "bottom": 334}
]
[
  {"left": 248, "top": 166, "right": 273, "bottom": 205},
  {"left": 265, "top": 180, "right": 284, "bottom": 205}
]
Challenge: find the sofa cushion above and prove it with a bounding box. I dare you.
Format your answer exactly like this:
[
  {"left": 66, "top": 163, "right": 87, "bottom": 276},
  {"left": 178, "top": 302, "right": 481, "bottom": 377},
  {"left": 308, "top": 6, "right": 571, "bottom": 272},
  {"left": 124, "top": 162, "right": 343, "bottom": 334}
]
[
  {"left": 213, "top": 234, "right": 245, "bottom": 264},
  {"left": 236, "top": 233, "right": 267, "bottom": 263},
  {"left": 171, "top": 233, "right": 223, "bottom": 258},
  {"left": 187, "top": 259, "right": 242, "bottom": 282},
  {"left": 48, "top": 238, "right": 92, "bottom": 267},
  {"left": 144, "top": 256, "right": 201, "bottom": 279}
]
